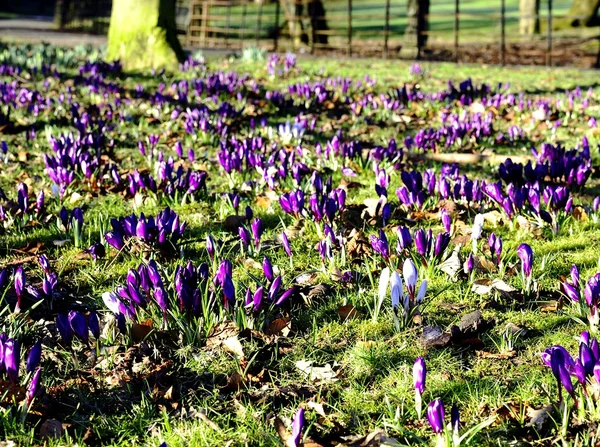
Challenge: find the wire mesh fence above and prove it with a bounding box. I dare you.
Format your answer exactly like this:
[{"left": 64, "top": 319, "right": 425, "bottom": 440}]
[{"left": 55, "top": 0, "right": 600, "bottom": 68}]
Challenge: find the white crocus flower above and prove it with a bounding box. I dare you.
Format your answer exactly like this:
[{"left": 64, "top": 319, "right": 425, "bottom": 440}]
[
  {"left": 403, "top": 258, "right": 418, "bottom": 295},
  {"left": 471, "top": 213, "right": 485, "bottom": 252},
  {"left": 390, "top": 271, "right": 403, "bottom": 311},
  {"left": 102, "top": 291, "right": 122, "bottom": 314},
  {"left": 416, "top": 280, "right": 428, "bottom": 303}
]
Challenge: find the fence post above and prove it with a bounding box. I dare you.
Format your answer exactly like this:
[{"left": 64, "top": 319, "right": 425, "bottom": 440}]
[
  {"left": 201, "top": 0, "right": 210, "bottom": 47},
  {"left": 547, "top": 0, "right": 552, "bottom": 66},
  {"left": 310, "top": 0, "right": 316, "bottom": 53},
  {"left": 225, "top": 0, "right": 232, "bottom": 47},
  {"left": 347, "top": 0, "right": 352, "bottom": 57},
  {"left": 501, "top": 0, "right": 506, "bottom": 66},
  {"left": 274, "top": 0, "right": 280, "bottom": 51},
  {"left": 454, "top": 0, "right": 459, "bottom": 62},
  {"left": 383, "top": 0, "right": 391, "bottom": 58},
  {"left": 256, "top": 0, "right": 264, "bottom": 47},
  {"left": 241, "top": 0, "right": 248, "bottom": 47}
]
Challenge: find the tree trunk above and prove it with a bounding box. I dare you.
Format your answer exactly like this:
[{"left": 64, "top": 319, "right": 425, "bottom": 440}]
[
  {"left": 566, "top": 0, "right": 600, "bottom": 26},
  {"left": 281, "top": 0, "right": 308, "bottom": 48},
  {"left": 519, "top": 0, "right": 540, "bottom": 34},
  {"left": 402, "top": 0, "right": 430, "bottom": 57},
  {"left": 54, "top": 0, "right": 72, "bottom": 30},
  {"left": 107, "top": 0, "right": 184, "bottom": 71},
  {"left": 554, "top": 0, "right": 600, "bottom": 28},
  {"left": 308, "top": 0, "right": 328, "bottom": 46}
]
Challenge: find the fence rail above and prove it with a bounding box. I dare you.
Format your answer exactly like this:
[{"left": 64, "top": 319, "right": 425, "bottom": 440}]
[{"left": 56, "top": 0, "right": 600, "bottom": 68}]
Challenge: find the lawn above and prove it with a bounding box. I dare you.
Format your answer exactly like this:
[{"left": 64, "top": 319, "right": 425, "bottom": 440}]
[
  {"left": 194, "top": 0, "right": 579, "bottom": 47},
  {"left": 1, "top": 42, "right": 600, "bottom": 447}
]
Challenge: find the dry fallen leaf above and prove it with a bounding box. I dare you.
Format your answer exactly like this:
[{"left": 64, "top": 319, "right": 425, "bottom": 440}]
[
  {"left": 223, "top": 336, "right": 245, "bottom": 359},
  {"left": 265, "top": 317, "right": 291, "bottom": 336},
  {"left": 338, "top": 304, "right": 360, "bottom": 320},
  {"left": 131, "top": 318, "right": 153, "bottom": 342},
  {"left": 39, "top": 419, "right": 63, "bottom": 440},
  {"left": 295, "top": 360, "right": 339, "bottom": 382}
]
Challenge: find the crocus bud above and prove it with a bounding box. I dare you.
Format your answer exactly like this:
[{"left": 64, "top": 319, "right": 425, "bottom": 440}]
[
  {"left": 89, "top": 312, "right": 100, "bottom": 338},
  {"left": 102, "top": 291, "right": 122, "bottom": 314},
  {"left": 451, "top": 404, "right": 460, "bottom": 433},
  {"left": 413, "top": 357, "right": 426, "bottom": 394},
  {"left": 403, "top": 259, "right": 418, "bottom": 296},
  {"left": 206, "top": 234, "right": 216, "bottom": 261},
  {"left": 26, "top": 341, "right": 42, "bottom": 373},
  {"left": 263, "top": 257, "right": 274, "bottom": 282},
  {"left": 251, "top": 218, "right": 264, "bottom": 249},
  {"left": 291, "top": 408, "right": 304, "bottom": 447},
  {"left": 281, "top": 232, "right": 292, "bottom": 257},
  {"left": 104, "top": 231, "right": 125, "bottom": 250},
  {"left": 427, "top": 399, "right": 445, "bottom": 434},
  {"left": 471, "top": 214, "right": 484, "bottom": 252},
  {"left": 238, "top": 227, "right": 251, "bottom": 247},
  {"left": 253, "top": 287, "right": 264, "bottom": 311},
  {"left": 4, "top": 338, "right": 19, "bottom": 383},
  {"left": 440, "top": 209, "right": 451, "bottom": 233},
  {"left": 147, "top": 260, "right": 163, "bottom": 288},
  {"left": 275, "top": 287, "right": 295, "bottom": 306},
  {"left": 26, "top": 367, "right": 42, "bottom": 405},
  {"left": 38, "top": 255, "right": 50, "bottom": 274},
  {"left": 14, "top": 265, "right": 25, "bottom": 299},
  {"left": 517, "top": 243, "right": 534, "bottom": 278},
  {"left": 390, "top": 271, "right": 402, "bottom": 311},
  {"left": 69, "top": 310, "right": 89, "bottom": 342},
  {"left": 465, "top": 252, "right": 474, "bottom": 274}
]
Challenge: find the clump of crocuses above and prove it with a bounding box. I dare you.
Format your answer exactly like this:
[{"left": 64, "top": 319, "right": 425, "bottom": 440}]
[
  {"left": 542, "top": 331, "right": 600, "bottom": 418},
  {"left": 0, "top": 334, "right": 43, "bottom": 408},
  {"left": 426, "top": 398, "right": 494, "bottom": 446},
  {"left": 104, "top": 207, "right": 186, "bottom": 254},
  {"left": 560, "top": 265, "right": 600, "bottom": 333}
]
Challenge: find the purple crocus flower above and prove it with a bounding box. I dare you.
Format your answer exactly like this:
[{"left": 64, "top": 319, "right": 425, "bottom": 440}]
[
  {"left": 239, "top": 227, "right": 251, "bottom": 248},
  {"left": 4, "top": 338, "right": 20, "bottom": 383},
  {"left": 414, "top": 229, "right": 428, "bottom": 257},
  {"left": 86, "top": 242, "right": 106, "bottom": 260},
  {"left": 291, "top": 408, "right": 304, "bottom": 447},
  {"left": 369, "top": 230, "right": 390, "bottom": 261},
  {"left": 281, "top": 231, "right": 292, "bottom": 257},
  {"left": 275, "top": 287, "right": 295, "bottom": 306},
  {"left": 263, "top": 257, "right": 274, "bottom": 281},
  {"left": 251, "top": 287, "right": 263, "bottom": 312},
  {"left": 451, "top": 405, "right": 460, "bottom": 433},
  {"left": 427, "top": 399, "right": 445, "bottom": 434},
  {"left": 413, "top": 357, "right": 426, "bottom": 394},
  {"left": 89, "top": 312, "right": 100, "bottom": 338},
  {"left": 14, "top": 266, "right": 25, "bottom": 312},
  {"left": 105, "top": 231, "right": 125, "bottom": 250},
  {"left": 26, "top": 341, "right": 42, "bottom": 373},
  {"left": 206, "top": 234, "right": 216, "bottom": 261},
  {"left": 251, "top": 218, "right": 264, "bottom": 249},
  {"left": 396, "top": 226, "right": 413, "bottom": 252},
  {"left": 26, "top": 367, "right": 42, "bottom": 405},
  {"left": 517, "top": 243, "right": 534, "bottom": 278},
  {"left": 39, "top": 255, "right": 50, "bottom": 274},
  {"left": 69, "top": 310, "right": 89, "bottom": 342},
  {"left": 440, "top": 209, "right": 451, "bottom": 233}
]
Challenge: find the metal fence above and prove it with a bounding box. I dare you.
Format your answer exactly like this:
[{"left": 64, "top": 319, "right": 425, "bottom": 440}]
[{"left": 56, "top": 0, "right": 600, "bottom": 68}]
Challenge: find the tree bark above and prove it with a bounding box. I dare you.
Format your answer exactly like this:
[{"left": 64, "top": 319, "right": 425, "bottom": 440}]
[
  {"left": 107, "top": 0, "right": 184, "bottom": 71},
  {"left": 308, "top": 0, "right": 328, "bottom": 45},
  {"left": 554, "top": 0, "right": 600, "bottom": 28},
  {"left": 519, "top": 0, "right": 540, "bottom": 34},
  {"left": 566, "top": 0, "right": 600, "bottom": 26},
  {"left": 402, "top": 0, "right": 430, "bottom": 57}
]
